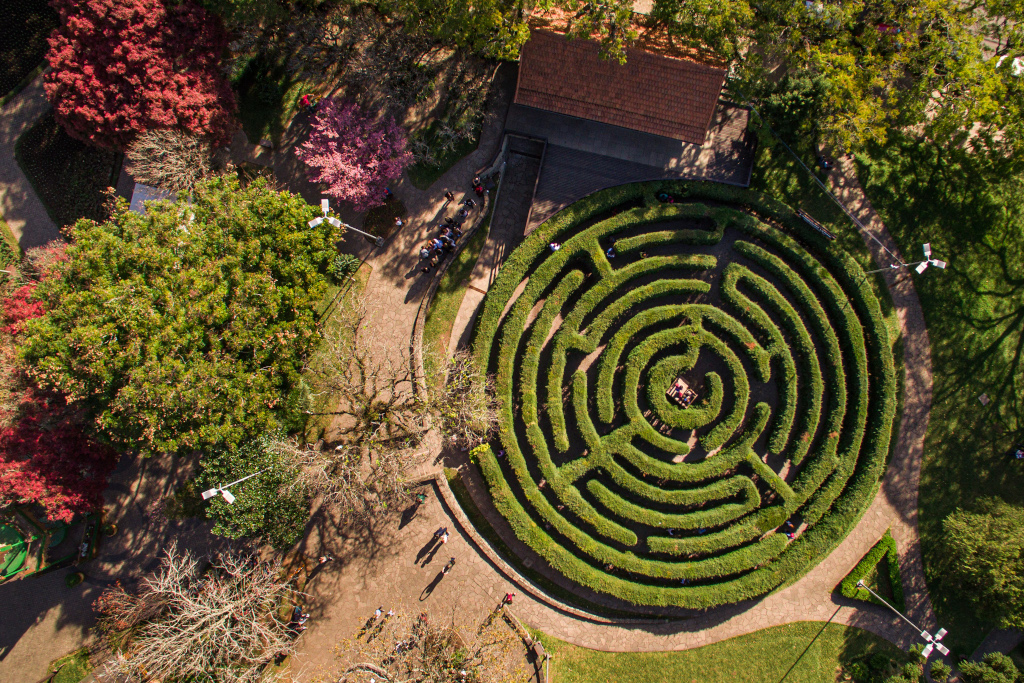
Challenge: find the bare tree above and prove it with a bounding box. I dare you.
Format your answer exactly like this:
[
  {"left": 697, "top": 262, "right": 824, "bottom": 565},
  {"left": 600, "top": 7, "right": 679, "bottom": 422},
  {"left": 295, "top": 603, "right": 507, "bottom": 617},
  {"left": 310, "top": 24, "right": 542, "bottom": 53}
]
[
  {"left": 305, "top": 300, "right": 425, "bottom": 447},
  {"left": 427, "top": 348, "right": 498, "bottom": 450},
  {"left": 271, "top": 437, "right": 413, "bottom": 527},
  {"left": 125, "top": 129, "right": 213, "bottom": 193},
  {"left": 336, "top": 608, "right": 528, "bottom": 683},
  {"left": 297, "top": 299, "right": 428, "bottom": 524},
  {"left": 93, "top": 545, "right": 298, "bottom": 683}
]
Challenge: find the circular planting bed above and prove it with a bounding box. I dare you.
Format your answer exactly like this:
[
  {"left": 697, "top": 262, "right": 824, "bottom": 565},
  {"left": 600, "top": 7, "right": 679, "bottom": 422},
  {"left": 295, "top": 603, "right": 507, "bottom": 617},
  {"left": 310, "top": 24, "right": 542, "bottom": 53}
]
[{"left": 471, "top": 181, "right": 898, "bottom": 610}]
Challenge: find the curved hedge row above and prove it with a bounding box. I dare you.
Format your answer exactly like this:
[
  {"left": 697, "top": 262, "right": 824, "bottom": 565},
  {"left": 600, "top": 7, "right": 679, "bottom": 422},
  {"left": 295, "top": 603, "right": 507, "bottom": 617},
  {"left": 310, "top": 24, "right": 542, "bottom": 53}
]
[{"left": 470, "top": 180, "right": 898, "bottom": 609}]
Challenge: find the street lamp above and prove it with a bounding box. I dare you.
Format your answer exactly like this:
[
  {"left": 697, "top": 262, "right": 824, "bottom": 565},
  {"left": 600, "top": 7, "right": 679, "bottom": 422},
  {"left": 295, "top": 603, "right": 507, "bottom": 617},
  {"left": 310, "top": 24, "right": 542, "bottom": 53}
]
[
  {"left": 309, "top": 198, "right": 385, "bottom": 247},
  {"left": 856, "top": 580, "right": 949, "bottom": 657},
  {"left": 201, "top": 469, "right": 268, "bottom": 505},
  {"left": 866, "top": 243, "right": 947, "bottom": 275}
]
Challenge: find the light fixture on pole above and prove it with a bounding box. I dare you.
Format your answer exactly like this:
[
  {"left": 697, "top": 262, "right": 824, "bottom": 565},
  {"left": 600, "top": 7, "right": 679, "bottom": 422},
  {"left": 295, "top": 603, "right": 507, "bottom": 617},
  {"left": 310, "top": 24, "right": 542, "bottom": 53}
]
[
  {"left": 866, "top": 243, "right": 947, "bottom": 275},
  {"left": 856, "top": 580, "right": 949, "bottom": 657},
  {"left": 201, "top": 468, "right": 268, "bottom": 505},
  {"left": 914, "top": 243, "right": 947, "bottom": 274},
  {"left": 309, "top": 199, "right": 385, "bottom": 247}
]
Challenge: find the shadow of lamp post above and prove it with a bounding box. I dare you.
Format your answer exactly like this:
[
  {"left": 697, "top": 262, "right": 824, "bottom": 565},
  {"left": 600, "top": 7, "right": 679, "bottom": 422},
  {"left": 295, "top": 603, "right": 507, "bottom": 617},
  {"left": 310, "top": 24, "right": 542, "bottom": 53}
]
[{"left": 856, "top": 579, "right": 949, "bottom": 658}]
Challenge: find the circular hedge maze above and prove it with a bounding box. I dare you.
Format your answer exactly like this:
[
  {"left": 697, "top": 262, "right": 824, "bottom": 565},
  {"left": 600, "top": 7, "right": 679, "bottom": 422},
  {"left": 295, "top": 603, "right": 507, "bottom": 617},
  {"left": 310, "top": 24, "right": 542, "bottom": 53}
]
[{"left": 471, "top": 181, "right": 898, "bottom": 610}]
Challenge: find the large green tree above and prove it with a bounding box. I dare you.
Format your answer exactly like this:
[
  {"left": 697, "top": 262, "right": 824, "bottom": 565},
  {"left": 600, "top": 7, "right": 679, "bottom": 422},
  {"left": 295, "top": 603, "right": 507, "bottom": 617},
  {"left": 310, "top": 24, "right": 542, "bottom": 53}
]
[
  {"left": 941, "top": 497, "right": 1024, "bottom": 629},
  {"left": 645, "top": 0, "right": 1024, "bottom": 154},
  {"left": 22, "top": 175, "right": 342, "bottom": 457}
]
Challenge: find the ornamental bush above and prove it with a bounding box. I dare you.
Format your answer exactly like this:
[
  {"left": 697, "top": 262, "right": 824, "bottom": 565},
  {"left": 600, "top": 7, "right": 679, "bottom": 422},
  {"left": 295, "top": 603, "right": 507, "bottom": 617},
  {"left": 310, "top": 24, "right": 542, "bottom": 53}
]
[
  {"left": 295, "top": 99, "right": 412, "bottom": 211},
  {"left": 45, "top": 0, "right": 235, "bottom": 150},
  {"left": 470, "top": 180, "right": 897, "bottom": 608},
  {"left": 21, "top": 175, "right": 341, "bottom": 457}
]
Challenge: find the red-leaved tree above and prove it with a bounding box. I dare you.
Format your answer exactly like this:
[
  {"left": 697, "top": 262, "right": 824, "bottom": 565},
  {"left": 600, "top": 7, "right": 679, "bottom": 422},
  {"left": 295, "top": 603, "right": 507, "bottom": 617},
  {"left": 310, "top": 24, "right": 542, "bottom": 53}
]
[
  {"left": 45, "top": 0, "right": 236, "bottom": 150},
  {"left": 295, "top": 99, "right": 412, "bottom": 211},
  {"left": 0, "top": 245, "right": 117, "bottom": 522},
  {"left": 0, "top": 393, "right": 118, "bottom": 522}
]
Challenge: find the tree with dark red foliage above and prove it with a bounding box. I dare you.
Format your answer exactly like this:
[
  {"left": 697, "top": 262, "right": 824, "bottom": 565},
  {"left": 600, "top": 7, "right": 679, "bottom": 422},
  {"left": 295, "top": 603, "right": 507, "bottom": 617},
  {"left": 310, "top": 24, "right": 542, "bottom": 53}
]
[
  {"left": 0, "top": 392, "right": 118, "bottom": 522},
  {"left": 44, "top": 0, "right": 236, "bottom": 151},
  {"left": 0, "top": 245, "right": 117, "bottom": 523}
]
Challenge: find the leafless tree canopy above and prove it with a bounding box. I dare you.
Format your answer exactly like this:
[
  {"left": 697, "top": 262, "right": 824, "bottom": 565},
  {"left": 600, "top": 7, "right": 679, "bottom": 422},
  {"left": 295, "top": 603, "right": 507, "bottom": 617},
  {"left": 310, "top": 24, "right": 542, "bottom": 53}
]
[
  {"left": 125, "top": 129, "right": 213, "bottom": 194},
  {"left": 337, "top": 609, "right": 527, "bottom": 683},
  {"left": 427, "top": 349, "right": 498, "bottom": 450},
  {"left": 296, "top": 300, "right": 427, "bottom": 524},
  {"left": 272, "top": 436, "right": 412, "bottom": 527},
  {"left": 306, "top": 300, "right": 425, "bottom": 447},
  {"left": 94, "top": 545, "right": 298, "bottom": 683}
]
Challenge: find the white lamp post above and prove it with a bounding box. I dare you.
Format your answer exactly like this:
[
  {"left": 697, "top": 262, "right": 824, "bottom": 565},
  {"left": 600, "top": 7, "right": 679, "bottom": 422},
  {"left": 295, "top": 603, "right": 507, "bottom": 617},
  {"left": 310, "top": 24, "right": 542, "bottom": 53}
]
[
  {"left": 856, "top": 580, "right": 949, "bottom": 657},
  {"left": 308, "top": 198, "right": 384, "bottom": 247},
  {"left": 201, "top": 468, "right": 268, "bottom": 505},
  {"left": 867, "top": 243, "right": 947, "bottom": 275}
]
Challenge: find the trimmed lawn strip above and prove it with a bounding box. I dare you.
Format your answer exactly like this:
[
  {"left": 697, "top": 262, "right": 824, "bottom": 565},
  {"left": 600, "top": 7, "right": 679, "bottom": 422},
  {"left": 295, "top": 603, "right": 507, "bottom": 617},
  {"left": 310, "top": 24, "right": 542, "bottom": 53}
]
[
  {"left": 15, "top": 110, "right": 118, "bottom": 228},
  {"left": 0, "top": 214, "right": 20, "bottom": 264},
  {"left": 531, "top": 621, "right": 917, "bottom": 683},
  {"left": 856, "top": 136, "right": 1024, "bottom": 654},
  {"left": 422, "top": 215, "right": 490, "bottom": 387}
]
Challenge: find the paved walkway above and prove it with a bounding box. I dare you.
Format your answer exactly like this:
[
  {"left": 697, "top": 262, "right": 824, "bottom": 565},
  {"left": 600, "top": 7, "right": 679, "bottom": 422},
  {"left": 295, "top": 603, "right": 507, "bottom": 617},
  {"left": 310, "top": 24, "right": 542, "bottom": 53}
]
[
  {"left": 0, "top": 74, "right": 61, "bottom": 249},
  {"left": 0, "top": 452, "right": 234, "bottom": 683},
  {"left": 448, "top": 137, "right": 544, "bottom": 354}
]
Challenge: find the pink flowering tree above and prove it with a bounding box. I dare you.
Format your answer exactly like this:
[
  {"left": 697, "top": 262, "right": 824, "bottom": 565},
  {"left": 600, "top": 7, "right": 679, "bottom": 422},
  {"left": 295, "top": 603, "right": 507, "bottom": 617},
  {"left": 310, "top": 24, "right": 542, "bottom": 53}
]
[
  {"left": 45, "top": 0, "right": 236, "bottom": 150},
  {"left": 295, "top": 99, "right": 413, "bottom": 211}
]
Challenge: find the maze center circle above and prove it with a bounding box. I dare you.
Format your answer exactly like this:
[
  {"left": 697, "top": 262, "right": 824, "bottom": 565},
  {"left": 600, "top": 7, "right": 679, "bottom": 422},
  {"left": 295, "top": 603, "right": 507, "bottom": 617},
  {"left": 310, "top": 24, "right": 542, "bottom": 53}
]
[{"left": 472, "top": 183, "right": 898, "bottom": 610}]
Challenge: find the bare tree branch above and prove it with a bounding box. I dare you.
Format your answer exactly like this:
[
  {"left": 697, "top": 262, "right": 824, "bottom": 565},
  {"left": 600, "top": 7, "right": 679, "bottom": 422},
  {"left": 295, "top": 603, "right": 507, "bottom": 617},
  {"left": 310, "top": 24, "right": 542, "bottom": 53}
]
[
  {"left": 125, "top": 129, "right": 213, "bottom": 194},
  {"left": 94, "top": 545, "right": 299, "bottom": 683},
  {"left": 336, "top": 608, "right": 527, "bottom": 683}
]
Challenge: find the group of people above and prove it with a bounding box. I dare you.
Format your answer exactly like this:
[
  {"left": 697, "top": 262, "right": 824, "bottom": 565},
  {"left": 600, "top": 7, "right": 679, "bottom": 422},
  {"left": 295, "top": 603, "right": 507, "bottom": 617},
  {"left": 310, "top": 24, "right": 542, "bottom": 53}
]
[{"left": 419, "top": 194, "right": 477, "bottom": 273}]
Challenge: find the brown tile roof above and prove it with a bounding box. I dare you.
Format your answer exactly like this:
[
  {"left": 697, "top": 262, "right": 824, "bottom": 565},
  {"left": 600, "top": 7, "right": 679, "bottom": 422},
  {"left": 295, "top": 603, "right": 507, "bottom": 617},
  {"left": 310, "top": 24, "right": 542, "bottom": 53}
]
[{"left": 514, "top": 30, "right": 726, "bottom": 145}]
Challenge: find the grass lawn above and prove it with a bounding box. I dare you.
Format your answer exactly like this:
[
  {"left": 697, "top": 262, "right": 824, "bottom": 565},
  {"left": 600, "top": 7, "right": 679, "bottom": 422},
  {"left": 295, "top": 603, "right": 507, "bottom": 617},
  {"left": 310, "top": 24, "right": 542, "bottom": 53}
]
[
  {"left": 0, "top": 214, "right": 20, "bottom": 265},
  {"left": 422, "top": 214, "right": 490, "bottom": 386},
  {"left": 0, "top": 0, "right": 56, "bottom": 99},
  {"left": 856, "top": 136, "right": 1024, "bottom": 654},
  {"left": 16, "top": 110, "right": 118, "bottom": 228},
  {"left": 45, "top": 648, "right": 92, "bottom": 683},
  {"left": 232, "top": 53, "right": 314, "bottom": 147},
  {"left": 302, "top": 260, "right": 372, "bottom": 442},
  {"left": 533, "top": 621, "right": 917, "bottom": 683},
  {"left": 407, "top": 121, "right": 482, "bottom": 190}
]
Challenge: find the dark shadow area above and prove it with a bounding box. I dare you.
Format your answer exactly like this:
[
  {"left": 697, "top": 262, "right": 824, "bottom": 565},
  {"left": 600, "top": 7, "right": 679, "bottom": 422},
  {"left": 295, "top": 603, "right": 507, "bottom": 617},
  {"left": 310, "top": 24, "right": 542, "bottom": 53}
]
[
  {"left": 0, "top": 0, "right": 56, "bottom": 97},
  {"left": 419, "top": 570, "right": 445, "bottom": 601},
  {"left": 14, "top": 110, "right": 118, "bottom": 232}
]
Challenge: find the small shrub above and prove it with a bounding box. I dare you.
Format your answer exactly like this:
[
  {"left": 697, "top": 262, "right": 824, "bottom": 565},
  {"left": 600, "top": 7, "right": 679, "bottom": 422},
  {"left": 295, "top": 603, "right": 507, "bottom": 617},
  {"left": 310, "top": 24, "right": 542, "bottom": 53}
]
[
  {"left": 930, "top": 660, "right": 952, "bottom": 683},
  {"left": 330, "top": 253, "right": 362, "bottom": 281}
]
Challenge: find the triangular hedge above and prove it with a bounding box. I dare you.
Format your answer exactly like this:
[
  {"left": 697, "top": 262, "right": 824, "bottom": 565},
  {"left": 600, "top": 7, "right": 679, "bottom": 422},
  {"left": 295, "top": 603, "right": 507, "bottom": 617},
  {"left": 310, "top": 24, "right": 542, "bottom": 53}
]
[{"left": 837, "top": 530, "right": 905, "bottom": 611}]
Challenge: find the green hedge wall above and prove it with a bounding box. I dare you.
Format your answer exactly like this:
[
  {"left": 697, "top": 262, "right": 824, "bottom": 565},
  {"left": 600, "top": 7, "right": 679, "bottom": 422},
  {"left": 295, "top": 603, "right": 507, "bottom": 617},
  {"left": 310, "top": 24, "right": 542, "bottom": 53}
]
[{"left": 468, "top": 179, "right": 897, "bottom": 609}]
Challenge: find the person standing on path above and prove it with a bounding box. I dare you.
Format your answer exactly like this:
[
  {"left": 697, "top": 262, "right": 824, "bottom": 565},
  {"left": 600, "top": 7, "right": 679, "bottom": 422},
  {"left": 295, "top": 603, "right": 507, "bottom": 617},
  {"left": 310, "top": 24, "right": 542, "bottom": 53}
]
[
  {"left": 444, "top": 190, "right": 455, "bottom": 206},
  {"left": 502, "top": 592, "right": 516, "bottom": 606},
  {"left": 441, "top": 531, "right": 449, "bottom": 545}
]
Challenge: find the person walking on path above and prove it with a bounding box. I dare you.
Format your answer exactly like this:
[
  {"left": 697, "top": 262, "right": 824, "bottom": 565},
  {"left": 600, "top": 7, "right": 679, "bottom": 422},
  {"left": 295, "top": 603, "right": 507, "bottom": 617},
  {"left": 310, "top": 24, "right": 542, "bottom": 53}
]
[
  {"left": 501, "top": 592, "right": 516, "bottom": 606},
  {"left": 433, "top": 527, "right": 447, "bottom": 541},
  {"left": 442, "top": 557, "right": 456, "bottom": 574},
  {"left": 441, "top": 531, "right": 449, "bottom": 545},
  {"left": 444, "top": 190, "right": 455, "bottom": 205}
]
